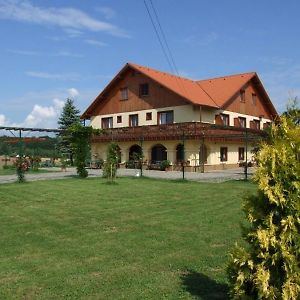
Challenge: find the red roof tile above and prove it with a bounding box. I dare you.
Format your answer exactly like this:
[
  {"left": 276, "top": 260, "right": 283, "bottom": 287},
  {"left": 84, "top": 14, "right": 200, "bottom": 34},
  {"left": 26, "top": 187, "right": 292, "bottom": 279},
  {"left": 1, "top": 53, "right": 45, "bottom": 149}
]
[{"left": 197, "top": 72, "right": 256, "bottom": 107}]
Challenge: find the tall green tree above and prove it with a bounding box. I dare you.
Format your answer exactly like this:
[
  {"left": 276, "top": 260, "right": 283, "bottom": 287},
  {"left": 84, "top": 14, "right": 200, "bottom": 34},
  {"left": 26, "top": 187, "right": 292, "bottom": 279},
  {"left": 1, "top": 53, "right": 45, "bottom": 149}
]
[
  {"left": 227, "top": 117, "right": 300, "bottom": 299},
  {"left": 57, "top": 98, "right": 80, "bottom": 165},
  {"left": 68, "top": 123, "right": 100, "bottom": 178}
]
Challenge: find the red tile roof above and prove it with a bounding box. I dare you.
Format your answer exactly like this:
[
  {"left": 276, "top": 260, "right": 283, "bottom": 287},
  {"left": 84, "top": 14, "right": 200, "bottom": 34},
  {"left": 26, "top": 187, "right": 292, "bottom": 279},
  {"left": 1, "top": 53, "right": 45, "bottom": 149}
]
[
  {"left": 197, "top": 72, "right": 256, "bottom": 107},
  {"left": 81, "top": 62, "right": 277, "bottom": 119},
  {"left": 128, "top": 63, "right": 218, "bottom": 108}
]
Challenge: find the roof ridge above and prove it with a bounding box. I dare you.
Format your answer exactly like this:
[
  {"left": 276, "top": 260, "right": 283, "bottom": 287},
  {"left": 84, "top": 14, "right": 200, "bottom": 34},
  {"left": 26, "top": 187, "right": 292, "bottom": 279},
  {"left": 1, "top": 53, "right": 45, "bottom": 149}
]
[
  {"left": 127, "top": 62, "right": 195, "bottom": 82},
  {"left": 197, "top": 71, "right": 256, "bottom": 82}
]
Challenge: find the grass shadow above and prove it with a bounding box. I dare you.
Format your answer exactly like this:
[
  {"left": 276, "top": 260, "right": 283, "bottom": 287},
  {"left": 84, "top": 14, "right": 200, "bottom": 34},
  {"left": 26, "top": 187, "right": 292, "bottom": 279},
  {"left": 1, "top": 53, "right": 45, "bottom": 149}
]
[{"left": 180, "top": 270, "right": 229, "bottom": 300}]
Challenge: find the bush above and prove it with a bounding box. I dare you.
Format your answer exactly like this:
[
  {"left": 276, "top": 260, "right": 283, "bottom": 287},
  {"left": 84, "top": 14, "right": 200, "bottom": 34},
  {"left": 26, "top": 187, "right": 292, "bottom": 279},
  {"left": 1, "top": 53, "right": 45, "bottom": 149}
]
[
  {"left": 227, "top": 117, "right": 300, "bottom": 299},
  {"left": 15, "top": 156, "right": 28, "bottom": 183}
]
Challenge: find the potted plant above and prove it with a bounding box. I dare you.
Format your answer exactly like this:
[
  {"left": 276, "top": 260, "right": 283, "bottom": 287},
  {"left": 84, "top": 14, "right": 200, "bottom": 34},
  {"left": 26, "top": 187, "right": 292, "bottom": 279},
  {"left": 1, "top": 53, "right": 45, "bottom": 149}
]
[{"left": 160, "top": 160, "right": 171, "bottom": 171}]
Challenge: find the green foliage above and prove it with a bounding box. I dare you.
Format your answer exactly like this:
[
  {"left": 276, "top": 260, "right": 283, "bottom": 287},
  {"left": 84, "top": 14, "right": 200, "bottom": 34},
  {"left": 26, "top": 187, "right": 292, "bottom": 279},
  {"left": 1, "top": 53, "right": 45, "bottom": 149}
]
[
  {"left": 68, "top": 123, "right": 100, "bottom": 178},
  {"left": 227, "top": 117, "right": 300, "bottom": 299},
  {"left": 57, "top": 98, "right": 81, "bottom": 165},
  {"left": 282, "top": 97, "right": 300, "bottom": 125},
  {"left": 102, "top": 143, "right": 119, "bottom": 182},
  {"left": 160, "top": 159, "right": 171, "bottom": 170}
]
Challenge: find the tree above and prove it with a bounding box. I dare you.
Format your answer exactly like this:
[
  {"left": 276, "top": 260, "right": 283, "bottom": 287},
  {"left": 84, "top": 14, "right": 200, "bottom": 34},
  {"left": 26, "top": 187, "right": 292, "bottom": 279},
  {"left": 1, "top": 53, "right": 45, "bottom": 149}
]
[
  {"left": 282, "top": 97, "right": 300, "bottom": 125},
  {"left": 68, "top": 123, "right": 100, "bottom": 178},
  {"left": 227, "top": 116, "right": 300, "bottom": 299},
  {"left": 57, "top": 98, "right": 81, "bottom": 165}
]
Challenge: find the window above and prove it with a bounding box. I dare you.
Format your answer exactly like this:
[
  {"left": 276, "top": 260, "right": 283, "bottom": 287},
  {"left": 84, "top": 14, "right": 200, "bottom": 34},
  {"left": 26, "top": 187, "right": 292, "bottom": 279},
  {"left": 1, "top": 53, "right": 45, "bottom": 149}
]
[
  {"left": 239, "top": 117, "right": 246, "bottom": 128},
  {"left": 117, "top": 115, "right": 122, "bottom": 123},
  {"left": 252, "top": 93, "right": 257, "bottom": 105},
  {"left": 220, "top": 147, "right": 228, "bottom": 162},
  {"left": 220, "top": 113, "right": 229, "bottom": 126},
  {"left": 240, "top": 90, "right": 245, "bottom": 103},
  {"left": 146, "top": 112, "right": 152, "bottom": 121},
  {"left": 102, "top": 117, "right": 113, "bottom": 129},
  {"left": 120, "top": 88, "right": 128, "bottom": 100},
  {"left": 238, "top": 147, "right": 245, "bottom": 161},
  {"left": 253, "top": 119, "right": 260, "bottom": 130},
  {"left": 158, "top": 111, "right": 174, "bottom": 125},
  {"left": 139, "top": 83, "right": 149, "bottom": 96},
  {"left": 129, "top": 114, "right": 139, "bottom": 127}
]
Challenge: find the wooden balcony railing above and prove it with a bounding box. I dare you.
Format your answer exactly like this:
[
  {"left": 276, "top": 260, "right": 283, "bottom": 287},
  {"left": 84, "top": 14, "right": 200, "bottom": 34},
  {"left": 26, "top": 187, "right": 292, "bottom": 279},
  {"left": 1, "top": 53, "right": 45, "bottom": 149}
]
[{"left": 91, "top": 122, "right": 267, "bottom": 143}]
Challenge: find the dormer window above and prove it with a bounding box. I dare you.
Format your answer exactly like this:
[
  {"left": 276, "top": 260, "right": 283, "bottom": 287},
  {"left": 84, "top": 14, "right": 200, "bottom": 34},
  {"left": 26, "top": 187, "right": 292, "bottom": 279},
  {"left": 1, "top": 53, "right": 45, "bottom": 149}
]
[
  {"left": 120, "top": 87, "right": 128, "bottom": 100},
  {"left": 139, "top": 83, "right": 149, "bottom": 96},
  {"left": 240, "top": 90, "right": 245, "bottom": 103}
]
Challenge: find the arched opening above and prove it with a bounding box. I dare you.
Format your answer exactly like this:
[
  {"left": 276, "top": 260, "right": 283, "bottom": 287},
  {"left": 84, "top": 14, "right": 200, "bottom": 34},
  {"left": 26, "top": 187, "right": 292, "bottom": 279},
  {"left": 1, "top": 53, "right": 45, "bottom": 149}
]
[
  {"left": 129, "top": 144, "right": 142, "bottom": 160},
  {"left": 151, "top": 144, "right": 167, "bottom": 163},
  {"left": 127, "top": 144, "right": 142, "bottom": 169},
  {"left": 176, "top": 143, "right": 184, "bottom": 162},
  {"left": 199, "top": 144, "right": 208, "bottom": 164}
]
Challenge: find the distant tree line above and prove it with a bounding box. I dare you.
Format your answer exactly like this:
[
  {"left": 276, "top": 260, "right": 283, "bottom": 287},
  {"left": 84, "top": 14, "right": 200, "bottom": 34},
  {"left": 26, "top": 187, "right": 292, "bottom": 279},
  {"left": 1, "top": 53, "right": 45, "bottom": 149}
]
[{"left": 0, "top": 135, "right": 59, "bottom": 158}]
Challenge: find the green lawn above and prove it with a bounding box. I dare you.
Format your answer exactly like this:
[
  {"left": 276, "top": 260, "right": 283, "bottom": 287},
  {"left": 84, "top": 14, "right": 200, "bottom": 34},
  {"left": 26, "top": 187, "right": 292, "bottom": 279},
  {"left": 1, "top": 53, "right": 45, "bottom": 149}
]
[
  {"left": 0, "top": 168, "right": 53, "bottom": 176},
  {"left": 0, "top": 177, "right": 256, "bottom": 299}
]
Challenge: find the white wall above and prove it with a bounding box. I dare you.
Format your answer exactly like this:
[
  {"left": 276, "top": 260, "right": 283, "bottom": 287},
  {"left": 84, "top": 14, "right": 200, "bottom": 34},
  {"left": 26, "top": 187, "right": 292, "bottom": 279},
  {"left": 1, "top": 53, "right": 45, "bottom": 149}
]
[{"left": 90, "top": 104, "right": 216, "bottom": 129}]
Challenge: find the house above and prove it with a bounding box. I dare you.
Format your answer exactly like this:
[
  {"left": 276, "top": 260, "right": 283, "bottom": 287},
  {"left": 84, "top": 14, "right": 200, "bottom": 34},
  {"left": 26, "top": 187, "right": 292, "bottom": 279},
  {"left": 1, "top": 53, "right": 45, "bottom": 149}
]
[{"left": 81, "top": 63, "right": 277, "bottom": 171}]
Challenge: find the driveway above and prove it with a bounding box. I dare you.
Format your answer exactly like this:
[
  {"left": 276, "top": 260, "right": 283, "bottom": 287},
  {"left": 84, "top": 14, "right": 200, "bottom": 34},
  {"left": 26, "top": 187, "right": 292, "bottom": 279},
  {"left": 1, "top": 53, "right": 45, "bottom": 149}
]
[{"left": 0, "top": 167, "right": 255, "bottom": 184}]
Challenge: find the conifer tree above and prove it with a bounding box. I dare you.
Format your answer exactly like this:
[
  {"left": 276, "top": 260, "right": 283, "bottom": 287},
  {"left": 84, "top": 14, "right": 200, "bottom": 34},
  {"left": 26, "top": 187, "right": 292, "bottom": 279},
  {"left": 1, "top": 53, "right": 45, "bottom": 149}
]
[
  {"left": 227, "top": 117, "right": 300, "bottom": 299},
  {"left": 57, "top": 98, "right": 80, "bottom": 165}
]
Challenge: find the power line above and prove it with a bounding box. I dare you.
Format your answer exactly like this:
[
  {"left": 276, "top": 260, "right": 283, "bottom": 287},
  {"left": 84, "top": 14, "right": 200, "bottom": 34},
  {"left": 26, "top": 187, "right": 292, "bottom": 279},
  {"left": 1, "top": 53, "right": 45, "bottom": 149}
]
[
  {"left": 143, "top": 0, "right": 190, "bottom": 99},
  {"left": 149, "top": 0, "right": 179, "bottom": 76},
  {"left": 143, "top": 0, "right": 174, "bottom": 74}
]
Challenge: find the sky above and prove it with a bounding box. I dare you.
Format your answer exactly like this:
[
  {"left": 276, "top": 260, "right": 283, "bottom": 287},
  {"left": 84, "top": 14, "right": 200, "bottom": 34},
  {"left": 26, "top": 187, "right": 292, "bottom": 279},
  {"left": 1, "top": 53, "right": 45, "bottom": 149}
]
[{"left": 0, "top": 0, "right": 299, "bottom": 129}]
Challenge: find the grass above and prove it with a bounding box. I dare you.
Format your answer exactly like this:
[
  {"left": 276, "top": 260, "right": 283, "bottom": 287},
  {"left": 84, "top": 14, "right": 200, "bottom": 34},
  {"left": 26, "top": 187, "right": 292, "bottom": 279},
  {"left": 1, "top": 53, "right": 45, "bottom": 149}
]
[
  {"left": 0, "top": 168, "right": 54, "bottom": 176},
  {"left": 0, "top": 177, "right": 256, "bottom": 299}
]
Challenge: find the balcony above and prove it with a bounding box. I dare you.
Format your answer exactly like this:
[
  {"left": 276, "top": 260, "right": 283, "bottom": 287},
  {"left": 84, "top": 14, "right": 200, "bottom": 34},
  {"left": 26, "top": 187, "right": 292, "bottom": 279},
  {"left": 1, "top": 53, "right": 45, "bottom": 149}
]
[{"left": 91, "top": 122, "right": 267, "bottom": 143}]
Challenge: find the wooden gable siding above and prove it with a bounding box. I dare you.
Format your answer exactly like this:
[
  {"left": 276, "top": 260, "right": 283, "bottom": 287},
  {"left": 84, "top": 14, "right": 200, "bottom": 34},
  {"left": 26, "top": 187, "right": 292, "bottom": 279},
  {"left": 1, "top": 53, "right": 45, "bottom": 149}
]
[
  {"left": 93, "top": 70, "right": 189, "bottom": 116},
  {"left": 224, "top": 81, "right": 273, "bottom": 120}
]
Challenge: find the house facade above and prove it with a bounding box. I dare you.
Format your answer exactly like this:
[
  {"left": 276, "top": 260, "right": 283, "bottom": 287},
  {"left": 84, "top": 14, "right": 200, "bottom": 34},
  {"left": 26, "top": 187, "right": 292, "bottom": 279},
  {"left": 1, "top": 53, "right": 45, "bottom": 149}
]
[{"left": 81, "top": 63, "right": 277, "bottom": 171}]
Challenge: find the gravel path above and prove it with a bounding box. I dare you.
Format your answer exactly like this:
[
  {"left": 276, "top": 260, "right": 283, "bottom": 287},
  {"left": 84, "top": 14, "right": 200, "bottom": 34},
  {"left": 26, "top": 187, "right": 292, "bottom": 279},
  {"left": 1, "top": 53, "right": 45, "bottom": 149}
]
[{"left": 0, "top": 167, "right": 255, "bottom": 184}]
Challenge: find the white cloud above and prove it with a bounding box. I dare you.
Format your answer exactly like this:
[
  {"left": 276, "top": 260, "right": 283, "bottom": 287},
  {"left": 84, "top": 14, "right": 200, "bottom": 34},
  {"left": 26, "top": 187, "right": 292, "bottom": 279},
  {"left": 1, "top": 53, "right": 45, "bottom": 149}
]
[
  {"left": 96, "top": 7, "right": 116, "bottom": 20},
  {"left": 0, "top": 114, "right": 9, "bottom": 126},
  {"left": 67, "top": 88, "right": 79, "bottom": 98},
  {"left": 0, "top": 0, "right": 129, "bottom": 37},
  {"left": 21, "top": 97, "right": 66, "bottom": 128},
  {"left": 54, "top": 51, "right": 84, "bottom": 58},
  {"left": 8, "top": 48, "right": 84, "bottom": 58},
  {"left": 85, "top": 39, "right": 108, "bottom": 47},
  {"left": 7, "top": 49, "right": 40, "bottom": 56},
  {"left": 26, "top": 71, "right": 80, "bottom": 81}
]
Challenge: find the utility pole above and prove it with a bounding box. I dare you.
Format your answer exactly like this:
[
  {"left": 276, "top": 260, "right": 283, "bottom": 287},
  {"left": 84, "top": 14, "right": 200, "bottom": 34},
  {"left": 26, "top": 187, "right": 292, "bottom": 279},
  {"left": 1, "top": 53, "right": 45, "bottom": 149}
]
[
  {"left": 200, "top": 134, "right": 205, "bottom": 173},
  {"left": 18, "top": 129, "right": 23, "bottom": 156},
  {"left": 140, "top": 132, "right": 144, "bottom": 177},
  {"left": 182, "top": 130, "right": 185, "bottom": 180},
  {"left": 245, "top": 128, "right": 248, "bottom": 180}
]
